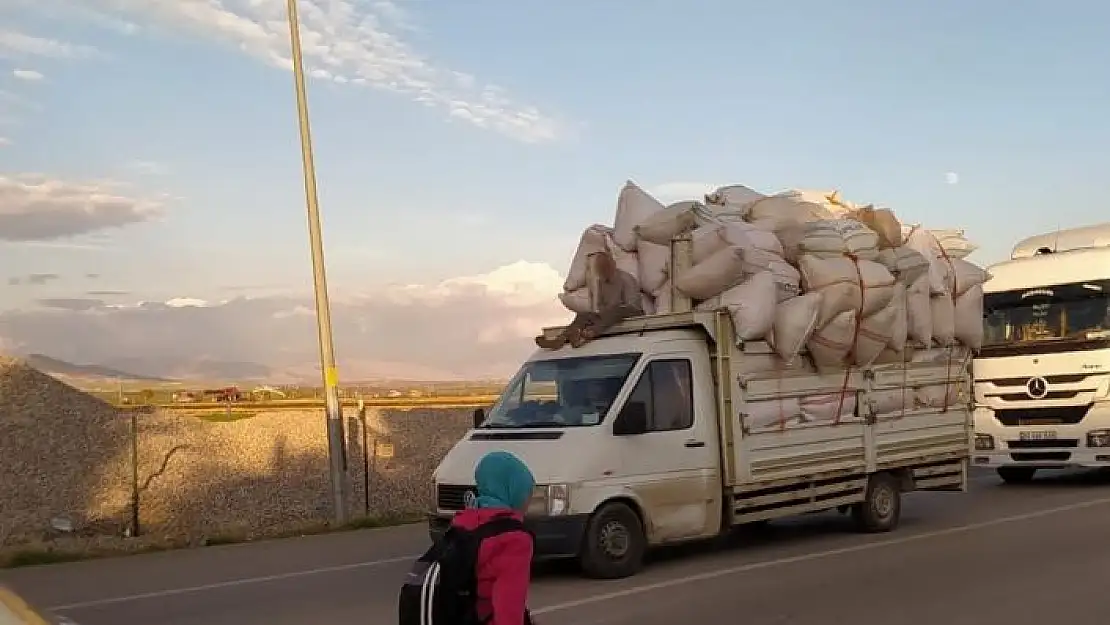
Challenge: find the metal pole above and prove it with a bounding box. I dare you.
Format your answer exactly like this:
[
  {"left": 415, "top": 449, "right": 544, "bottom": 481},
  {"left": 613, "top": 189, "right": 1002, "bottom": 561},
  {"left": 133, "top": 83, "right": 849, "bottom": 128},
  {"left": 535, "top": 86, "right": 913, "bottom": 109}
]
[{"left": 284, "top": 0, "right": 348, "bottom": 524}]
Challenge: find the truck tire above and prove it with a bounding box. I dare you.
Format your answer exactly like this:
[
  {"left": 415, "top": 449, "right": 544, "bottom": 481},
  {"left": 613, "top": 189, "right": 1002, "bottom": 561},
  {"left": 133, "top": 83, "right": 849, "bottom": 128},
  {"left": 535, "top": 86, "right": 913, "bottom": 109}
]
[
  {"left": 579, "top": 502, "right": 646, "bottom": 579},
  {"left": 997, "top": 467, "right": 1037, "bottom": 484},
  {"left": 852, "top": 473, "right": 902, "bottom": 533}
]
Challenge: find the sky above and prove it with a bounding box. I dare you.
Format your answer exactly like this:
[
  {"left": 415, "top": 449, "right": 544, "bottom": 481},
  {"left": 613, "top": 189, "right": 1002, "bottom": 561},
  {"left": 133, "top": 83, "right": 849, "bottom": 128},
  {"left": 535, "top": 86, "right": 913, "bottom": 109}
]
[{"left": 2, "top": 0, "right": 1110, "bottom": 380}]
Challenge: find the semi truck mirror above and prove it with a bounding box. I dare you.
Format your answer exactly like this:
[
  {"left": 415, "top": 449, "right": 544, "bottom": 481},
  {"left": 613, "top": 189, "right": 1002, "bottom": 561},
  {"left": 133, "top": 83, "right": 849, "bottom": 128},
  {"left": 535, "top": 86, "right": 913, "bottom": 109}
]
[
  {"left": 472, "top": 408, "right": 485, "bottom": 428},
  {"left": 614, "top": 401, "right": 648, "bottom": 436}
]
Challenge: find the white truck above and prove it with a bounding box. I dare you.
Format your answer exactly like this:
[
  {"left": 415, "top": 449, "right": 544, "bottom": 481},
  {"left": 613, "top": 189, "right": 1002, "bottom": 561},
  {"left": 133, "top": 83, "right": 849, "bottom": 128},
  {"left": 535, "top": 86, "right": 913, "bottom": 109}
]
[
  {"left": 429, "top": 238, "right": 973, "bottom": 578},
  {"left": 973, "top": 224, "right": 1110, "bottom": 482}
]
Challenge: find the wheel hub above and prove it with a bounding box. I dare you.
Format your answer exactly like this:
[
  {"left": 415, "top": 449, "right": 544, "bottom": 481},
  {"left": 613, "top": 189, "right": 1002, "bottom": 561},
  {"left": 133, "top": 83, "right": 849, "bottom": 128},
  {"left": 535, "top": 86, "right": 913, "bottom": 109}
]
[
  {"left": 599, "top": 520, "right": 630, "bottom": 558},
  {"left": 873, "top": 485, "right": 895, "bottom": 518}
]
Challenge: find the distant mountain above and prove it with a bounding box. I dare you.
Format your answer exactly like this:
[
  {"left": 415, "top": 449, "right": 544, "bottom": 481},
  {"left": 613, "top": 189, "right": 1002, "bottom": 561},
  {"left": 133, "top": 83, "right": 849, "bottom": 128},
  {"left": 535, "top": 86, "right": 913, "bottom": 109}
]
[{"left": 23, "top": 354, "right": 169, "bottom": 382}]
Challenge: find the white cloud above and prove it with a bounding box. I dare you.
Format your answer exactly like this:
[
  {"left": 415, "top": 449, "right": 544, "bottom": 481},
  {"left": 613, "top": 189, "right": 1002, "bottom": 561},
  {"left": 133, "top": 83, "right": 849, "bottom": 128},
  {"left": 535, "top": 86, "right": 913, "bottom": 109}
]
[
  {"left": 650, "top": 181, "right": 720, "bottom": 204},
  {"left": 0, "top": 137, "right": 9, "bottom": 146},
  {"left": 0, "top": 30, "right": 98, "bottom": 59},
  {"left": 0, "top": 261, "right": 573, "bottom": 380},
  {"left": 126, "top": 160, "right": 169, "bottom": 176},
  {"left": 75, "top": 0, "right": 563, "bottom": 143},
  {"left": 0, "top": 174, "right": 165, "bottom": 241},
  {"left": 12, "top": 68, "right": 44, "bottom": 81},
  {"left": 944, "top": 172, "right": 959, "bottom": 185}
]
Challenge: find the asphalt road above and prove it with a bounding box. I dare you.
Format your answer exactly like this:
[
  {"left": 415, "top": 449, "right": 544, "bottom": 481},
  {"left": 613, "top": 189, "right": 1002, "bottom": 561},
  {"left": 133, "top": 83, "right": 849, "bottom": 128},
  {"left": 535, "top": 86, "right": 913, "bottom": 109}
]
[{"left": 4, "top": 468, "right": 1110, "bottom": 625}]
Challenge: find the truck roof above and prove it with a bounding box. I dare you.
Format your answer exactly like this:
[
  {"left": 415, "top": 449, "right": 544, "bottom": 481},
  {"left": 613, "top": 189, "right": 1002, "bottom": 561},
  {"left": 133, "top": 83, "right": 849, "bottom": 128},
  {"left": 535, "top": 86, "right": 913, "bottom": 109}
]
[
  {"left": 1010, "top": 222, "right": 1110, "bottom": 259},
  {"left": 986, "top": 246, "right": 1110, "bottom": 293}
]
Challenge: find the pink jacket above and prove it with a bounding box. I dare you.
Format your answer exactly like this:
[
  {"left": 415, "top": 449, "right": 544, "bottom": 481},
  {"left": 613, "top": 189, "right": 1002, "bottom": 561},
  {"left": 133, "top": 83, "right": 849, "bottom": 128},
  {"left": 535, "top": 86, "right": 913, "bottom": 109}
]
[{"left": 449, "top": 508, "right": 533, "bottom": 625}]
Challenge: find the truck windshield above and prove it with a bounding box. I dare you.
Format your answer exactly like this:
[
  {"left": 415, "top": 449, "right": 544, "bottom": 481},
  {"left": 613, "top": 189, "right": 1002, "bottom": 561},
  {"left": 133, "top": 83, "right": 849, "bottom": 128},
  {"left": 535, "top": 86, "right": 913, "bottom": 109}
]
[
  {"left": 480, "top": 353, "right": 641, "bottom": 428},
  {"left": 982, "top": 279, "right": 1110, "bottom": 355}
]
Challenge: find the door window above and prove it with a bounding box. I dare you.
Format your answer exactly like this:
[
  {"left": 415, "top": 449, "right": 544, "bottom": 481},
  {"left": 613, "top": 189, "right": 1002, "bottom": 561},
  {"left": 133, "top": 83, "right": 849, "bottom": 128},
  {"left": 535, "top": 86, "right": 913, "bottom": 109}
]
[{"left": 623, "top": 359, "right": 694, "bottom": 432}]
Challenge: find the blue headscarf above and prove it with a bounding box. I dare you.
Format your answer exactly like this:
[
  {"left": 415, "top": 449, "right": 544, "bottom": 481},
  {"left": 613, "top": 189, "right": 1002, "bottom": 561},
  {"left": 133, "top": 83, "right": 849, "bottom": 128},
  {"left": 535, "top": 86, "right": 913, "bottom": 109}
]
[{"left": 473, "top": 451, "right": 536, "bottom": 511}]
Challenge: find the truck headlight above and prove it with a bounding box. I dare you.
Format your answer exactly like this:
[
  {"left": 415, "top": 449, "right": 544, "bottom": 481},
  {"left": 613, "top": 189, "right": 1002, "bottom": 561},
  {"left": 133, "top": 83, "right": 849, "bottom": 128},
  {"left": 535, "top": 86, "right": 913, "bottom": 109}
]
[
  {"left": 1087, "top": 430, "right": 1110, "bottom": 448},
  {"left": 975, "top": 434, "right": 995, "bottom": 451},
  {"left": 525, "top": 484, "right": 570, "bottom": 517}
]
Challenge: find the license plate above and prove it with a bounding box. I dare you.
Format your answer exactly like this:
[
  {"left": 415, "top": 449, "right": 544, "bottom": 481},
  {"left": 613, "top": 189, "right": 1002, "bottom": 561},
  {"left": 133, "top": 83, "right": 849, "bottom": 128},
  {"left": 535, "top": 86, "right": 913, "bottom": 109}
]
[{"left": 1020, "top": 430, "right": 1057, "bottom": 441}]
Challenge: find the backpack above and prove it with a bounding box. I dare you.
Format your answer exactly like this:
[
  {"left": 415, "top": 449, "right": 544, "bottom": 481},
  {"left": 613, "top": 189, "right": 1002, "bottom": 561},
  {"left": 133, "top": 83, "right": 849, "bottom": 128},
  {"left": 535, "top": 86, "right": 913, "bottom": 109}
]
[{"left": 398, "top": 515, "right": 534, "bottom": 625}]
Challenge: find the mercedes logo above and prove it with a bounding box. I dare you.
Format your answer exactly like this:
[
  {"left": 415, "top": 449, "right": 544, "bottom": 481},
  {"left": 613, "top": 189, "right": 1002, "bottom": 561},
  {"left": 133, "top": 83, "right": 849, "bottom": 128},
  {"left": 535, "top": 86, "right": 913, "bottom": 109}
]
[
  {"left": 463, "top": 489, "right": 477, "bottom": 508},
  {"left": 1026, "top": 376, "right": 1049, "bottom": 399}
]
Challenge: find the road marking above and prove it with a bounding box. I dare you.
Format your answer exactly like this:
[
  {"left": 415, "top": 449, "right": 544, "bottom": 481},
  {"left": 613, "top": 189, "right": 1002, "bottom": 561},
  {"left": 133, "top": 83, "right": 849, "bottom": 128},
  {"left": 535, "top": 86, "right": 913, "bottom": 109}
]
[
  {"left": 532, "top": 495, "right": 1110, "bottom": 616},
  {"left": 47, "top": 555, "right": 415, "bottom": 612}
]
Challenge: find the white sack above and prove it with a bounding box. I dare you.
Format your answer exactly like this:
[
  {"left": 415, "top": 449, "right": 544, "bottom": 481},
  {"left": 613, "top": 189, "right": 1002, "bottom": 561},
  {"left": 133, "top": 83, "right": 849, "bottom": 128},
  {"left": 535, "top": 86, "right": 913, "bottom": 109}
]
[
  {"left": 637, "top": 239, "right": 670, "bottom": 293},
  {"left": 955, "top": 284, "right": 984, "bottom": 350},
  {"left": 808, "top": 309, "right": 857, "bottom": 369},
  {"left": 797, "top": 219, "right": 881, "bottom": 261},
  {"left": 564, "top": 224, "right": 611, "bottom": 292},
  {"left": 771, "top": 291, "right": 823, "bottom": 363},
  {"left": 743, "top": 248, "right": 801, "bottom": 302},
  {"left": 951, "top": 258, "right": 991, "bottom": 297},
  {"left": 931, "top": 293, "right": 956, "bottom": 346},
  {"left": 719, "top": 272, "right": 778, "bottom": 341},
  {"left": 604, "top": 234, "right": 640, "bottom": 283},
  {"left": 888, "top": 283, "right": 908, "bottom": 352},
  {"left": 641, "top": 293, "right": 656, "bottom": 316},
  {"left": 675, "top": 245, "right": 747, "bottom": 300},
  {"left": 798, "top": 256, "right": 896, "bottom": 327},
  {"left": 916, "top": 383, "right": 968, "bottom": 409},
  {"left": 654, "top": 280, "right": 673, "bottom": 315},
  {"left": 848, "top": 206, "right": 902, "bottom": 249},
  {"left": 926, "top": 229, "right": 978, "bottom": 259},
  {"left": 612, "top": 181, "right": 665, "bottom": 252},
  {"left": 854, "top": 303, "right": 898, "bottom": 367},
  {"left": 635, "top": 200, "right": 701, "bottom": 246},
  {"left": 704, "top": 184, "right": 766, "bottom": 212},
  {"left": 745, "top": 398, "right": 804, "bottom": 431},
  {"left": 907, "top": 276, "right": 932, "bottom": 346},
  {"left": 873, "top": 347, "right": 910, "bottom": 365},
  {"left": 868, "top": 388, "right": 913, "bottom": 417},
  {"left": 559, "top": 288, "right": 593, "bottom": 314},
  {"left": 877, "top": 246, "right": 930, "bottom": 286},
  {"left": 800, "top": 392, "right": 858, "bottom": 423},
  {"left": 752, "top": 219, "right": 807, "bottom": 263},
  {"left": 692, "top": 221, "right": 784, "bottom": 263},
  {"left": 746, "top": 189, "right": 838, "bottom": 225}
]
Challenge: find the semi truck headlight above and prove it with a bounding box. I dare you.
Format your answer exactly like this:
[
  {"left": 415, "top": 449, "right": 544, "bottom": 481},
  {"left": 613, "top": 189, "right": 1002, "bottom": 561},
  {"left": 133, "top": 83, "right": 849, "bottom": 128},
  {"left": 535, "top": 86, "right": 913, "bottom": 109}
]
[
  {"left": 975, "top": 434, "right": 995, "bottom": 451},
  {"left": 1087, "top": 430, "right": 1110, "bottom": 448}
]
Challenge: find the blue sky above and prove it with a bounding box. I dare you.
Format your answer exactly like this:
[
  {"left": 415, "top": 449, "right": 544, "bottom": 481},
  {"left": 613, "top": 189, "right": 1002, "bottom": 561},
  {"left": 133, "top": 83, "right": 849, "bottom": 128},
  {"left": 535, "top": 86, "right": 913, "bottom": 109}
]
[{"left": 1, "top": 0, "right": 1109, "bottom": 377}]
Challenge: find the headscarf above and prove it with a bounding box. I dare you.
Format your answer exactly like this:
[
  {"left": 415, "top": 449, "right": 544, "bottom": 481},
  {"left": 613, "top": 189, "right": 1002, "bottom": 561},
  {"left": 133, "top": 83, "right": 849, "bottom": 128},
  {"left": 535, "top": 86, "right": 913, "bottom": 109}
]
[{"left": 473, "top": 450, "right": 536, "bottom": 511}]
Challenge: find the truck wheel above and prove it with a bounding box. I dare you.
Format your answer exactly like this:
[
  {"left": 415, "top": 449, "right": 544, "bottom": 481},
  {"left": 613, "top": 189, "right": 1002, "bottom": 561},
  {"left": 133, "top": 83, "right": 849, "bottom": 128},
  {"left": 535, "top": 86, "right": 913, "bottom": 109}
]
[
  {"left": 852, "top": 473, "right": 902, "bottom": 533},
  {"left": 997, "top": 467, "right": 1037, "bottom": 484},
  {"left": 579, "top": 502, "right": 646, "bottom": 579}
]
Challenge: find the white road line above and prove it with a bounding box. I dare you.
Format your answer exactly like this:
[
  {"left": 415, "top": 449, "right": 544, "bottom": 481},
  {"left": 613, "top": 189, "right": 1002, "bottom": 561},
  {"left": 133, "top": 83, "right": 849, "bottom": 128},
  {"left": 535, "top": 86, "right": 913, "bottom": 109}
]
[
  {"left": 531, "top": 495, "right": 1110, "bottom": 616},
  {"left": 48, "top": 555, "right": 415, "bottom": 612}
]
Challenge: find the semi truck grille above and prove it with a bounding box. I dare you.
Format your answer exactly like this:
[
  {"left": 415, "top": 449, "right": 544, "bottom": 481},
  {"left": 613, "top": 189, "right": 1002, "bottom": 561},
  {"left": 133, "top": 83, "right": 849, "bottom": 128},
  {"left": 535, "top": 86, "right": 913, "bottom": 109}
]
[
  {"left": 987, "top": 374, "right": 1089, "bottom": 387},
  {"left": 1007, "top": 439, "right": 1079, "bottom": 449},
  {"left": 437, "top": 484, "right": 476, "bottom": 511},
  {"left": 1011, "top": 452, "right": 1071, "bottom": 462},
  {"left": 994, "top": 406, "right": 1091, "bottom": 426}
]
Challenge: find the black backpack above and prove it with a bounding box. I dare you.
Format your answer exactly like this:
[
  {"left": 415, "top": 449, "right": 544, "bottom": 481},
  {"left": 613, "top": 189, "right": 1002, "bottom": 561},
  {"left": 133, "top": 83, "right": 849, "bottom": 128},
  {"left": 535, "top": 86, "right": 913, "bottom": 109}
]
[{"left": 398, "top": 515, "right": 534, "bottom": 625}]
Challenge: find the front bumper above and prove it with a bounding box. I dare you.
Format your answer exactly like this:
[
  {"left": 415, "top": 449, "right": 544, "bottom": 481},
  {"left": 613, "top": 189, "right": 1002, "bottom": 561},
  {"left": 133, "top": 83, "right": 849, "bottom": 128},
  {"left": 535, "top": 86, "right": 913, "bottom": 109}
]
[
  {"left": 974, "top": 407, "right": 1110, "bottom": 468},
  {"left": 972, "top": 448, "right": 1110, "bottom": 469},
  {"left": 428, "top": 513, "right": 588, "bottom": 559}
]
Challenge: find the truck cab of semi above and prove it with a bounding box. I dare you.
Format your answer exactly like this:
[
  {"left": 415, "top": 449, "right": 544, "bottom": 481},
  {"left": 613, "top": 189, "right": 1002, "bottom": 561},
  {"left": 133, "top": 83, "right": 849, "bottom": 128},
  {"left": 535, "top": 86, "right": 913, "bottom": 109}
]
[{"left": 973, "top": 224, "right": 1110, "bottom": 482}]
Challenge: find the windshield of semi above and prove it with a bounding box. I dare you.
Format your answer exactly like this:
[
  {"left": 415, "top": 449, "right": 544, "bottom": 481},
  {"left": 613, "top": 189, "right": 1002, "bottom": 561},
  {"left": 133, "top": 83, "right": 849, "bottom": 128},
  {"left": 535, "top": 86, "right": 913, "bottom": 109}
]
[
  {"left": 983, "top": 279, "right": 1110, "bottom": 350},
  {"left": 480, "top": 353, "right": 641, "bottom": 428}
]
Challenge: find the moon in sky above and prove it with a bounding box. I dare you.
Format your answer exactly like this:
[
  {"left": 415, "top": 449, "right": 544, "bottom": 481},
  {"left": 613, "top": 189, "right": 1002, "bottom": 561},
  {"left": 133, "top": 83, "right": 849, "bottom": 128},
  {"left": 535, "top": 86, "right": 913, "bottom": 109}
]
[{"left": 944, "top": 172, "right": 959, "bottom": 185}]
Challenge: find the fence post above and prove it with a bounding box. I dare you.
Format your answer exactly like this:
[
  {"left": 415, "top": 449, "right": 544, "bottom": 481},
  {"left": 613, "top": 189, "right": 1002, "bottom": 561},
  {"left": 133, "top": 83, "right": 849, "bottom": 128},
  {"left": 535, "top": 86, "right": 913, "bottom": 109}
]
[
  {"left": 358, "top": 399, "right": 370, "bottom": 516},
  {"left": 130, "top": 409, "right": 140, "bottom": 537}
]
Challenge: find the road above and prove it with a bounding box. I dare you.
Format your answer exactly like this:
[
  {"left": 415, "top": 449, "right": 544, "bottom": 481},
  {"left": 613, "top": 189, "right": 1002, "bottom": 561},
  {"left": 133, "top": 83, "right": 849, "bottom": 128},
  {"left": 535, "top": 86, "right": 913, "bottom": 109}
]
[{"left": 3, "top": 468, "right": 1110, "bottom": 625}]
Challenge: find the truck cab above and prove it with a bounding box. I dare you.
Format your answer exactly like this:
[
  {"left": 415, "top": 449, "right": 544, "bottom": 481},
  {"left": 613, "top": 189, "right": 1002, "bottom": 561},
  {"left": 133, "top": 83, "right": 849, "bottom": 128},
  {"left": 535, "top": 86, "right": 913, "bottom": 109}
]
[
  {"left": 430, "top": 322, "right": 724, "bottom": 579},
  {"left": 972, "top": 228, "right": 1110, "bottom": 482}
]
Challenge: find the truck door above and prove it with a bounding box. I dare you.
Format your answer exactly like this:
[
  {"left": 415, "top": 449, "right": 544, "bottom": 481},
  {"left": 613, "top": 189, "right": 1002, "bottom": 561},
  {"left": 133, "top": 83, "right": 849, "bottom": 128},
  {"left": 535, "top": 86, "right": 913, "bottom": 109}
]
[{"left": 611, "top": 352, "right": 721, "bottom": 542}]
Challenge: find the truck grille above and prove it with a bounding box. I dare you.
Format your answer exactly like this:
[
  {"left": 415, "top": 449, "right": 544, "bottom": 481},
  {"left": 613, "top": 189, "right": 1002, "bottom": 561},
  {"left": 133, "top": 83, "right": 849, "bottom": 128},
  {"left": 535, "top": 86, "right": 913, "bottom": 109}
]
[
  {"left": 437, "top": 484, "right": 476, "bottom": 511},
  {"left": 1011, "top": 452, "right": 1071, "bottom": 462},
  {"left": 994, "top": 406, "right": 1090, "bottom": 426},
  {"left": 1007, "top": 439, "right": 1079, "bottom": 449}
]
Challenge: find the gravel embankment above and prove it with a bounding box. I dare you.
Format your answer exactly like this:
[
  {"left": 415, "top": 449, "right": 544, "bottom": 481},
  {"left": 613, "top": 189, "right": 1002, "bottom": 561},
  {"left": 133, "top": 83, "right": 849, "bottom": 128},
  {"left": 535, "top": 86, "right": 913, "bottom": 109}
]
[{"left": 0, "top": 357, "right": 477, "bottom": 561}]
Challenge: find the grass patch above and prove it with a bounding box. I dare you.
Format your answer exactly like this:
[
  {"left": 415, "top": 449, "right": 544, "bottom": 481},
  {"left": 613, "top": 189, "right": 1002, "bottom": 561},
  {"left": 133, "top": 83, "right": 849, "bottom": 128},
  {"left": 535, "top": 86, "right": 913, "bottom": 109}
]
[
  {"left": 193, "top": 410, "right": 257, "bottom": 423},
  {"left": 1, "top": 512, "right": 425, "bottom": 569}
]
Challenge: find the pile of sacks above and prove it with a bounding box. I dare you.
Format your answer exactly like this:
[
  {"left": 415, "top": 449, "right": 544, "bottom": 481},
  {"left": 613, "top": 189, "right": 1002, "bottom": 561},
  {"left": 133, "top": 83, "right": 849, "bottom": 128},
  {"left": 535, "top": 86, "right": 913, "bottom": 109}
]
[{"left": 560, "top": 182, "right": 990, "bottom": 372}]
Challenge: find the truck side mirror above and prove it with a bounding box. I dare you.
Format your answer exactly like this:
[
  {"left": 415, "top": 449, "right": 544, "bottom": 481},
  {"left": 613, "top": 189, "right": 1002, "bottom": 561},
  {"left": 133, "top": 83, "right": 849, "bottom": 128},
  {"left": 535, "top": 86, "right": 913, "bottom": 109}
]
[
  {"left": 614, "top": 401, "right": 648, "bottom": 436},
  {"left": 472, "top": 408, "right": 485, "bottom": 428}
]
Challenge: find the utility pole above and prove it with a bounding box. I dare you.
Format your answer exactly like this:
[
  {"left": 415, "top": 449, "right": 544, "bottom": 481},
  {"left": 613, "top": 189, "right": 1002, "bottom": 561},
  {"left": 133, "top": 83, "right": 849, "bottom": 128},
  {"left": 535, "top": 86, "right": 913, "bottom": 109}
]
[{"left": 284, "top": 0, "right": 348, "bottom": 524}]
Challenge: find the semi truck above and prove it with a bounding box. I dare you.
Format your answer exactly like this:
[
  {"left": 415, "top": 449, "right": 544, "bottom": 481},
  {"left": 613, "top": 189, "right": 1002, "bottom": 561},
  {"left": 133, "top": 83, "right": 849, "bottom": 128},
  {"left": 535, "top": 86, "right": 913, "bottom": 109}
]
[
  {"left": 429, "top": 237, "right": 973, "bottom": 579},
  {"left": 973, "top": 224, "right": 1110, "bottom": 482}
]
